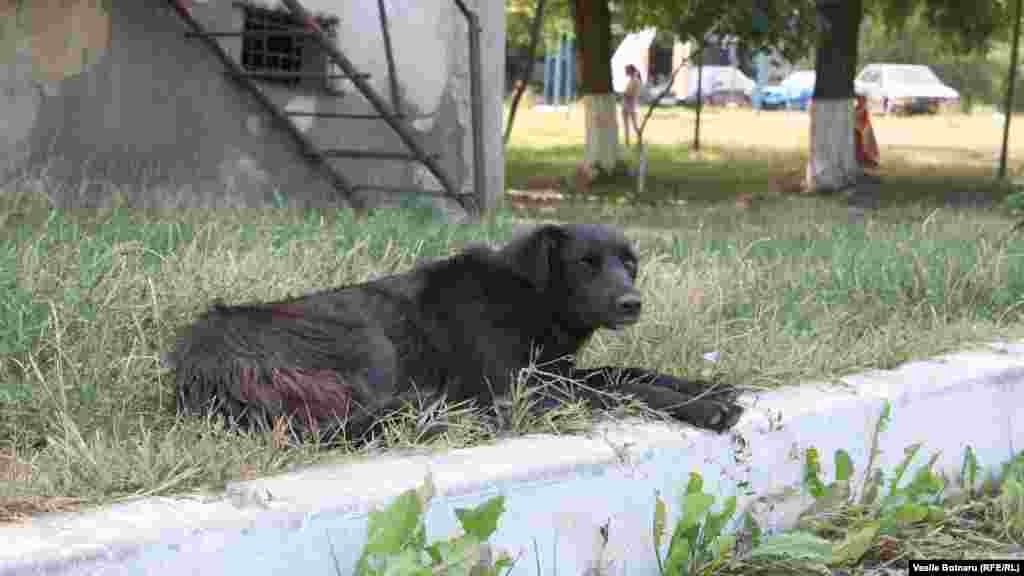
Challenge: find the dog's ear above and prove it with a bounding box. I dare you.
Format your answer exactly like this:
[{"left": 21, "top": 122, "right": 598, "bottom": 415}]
[{"left": 502, "top": 225, "right": 567, "bottom": 291}]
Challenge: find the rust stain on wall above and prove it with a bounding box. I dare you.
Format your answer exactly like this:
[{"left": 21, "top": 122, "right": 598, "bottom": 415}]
[{"left": 0, "top": 0, "right": 110, "bottom": 82}]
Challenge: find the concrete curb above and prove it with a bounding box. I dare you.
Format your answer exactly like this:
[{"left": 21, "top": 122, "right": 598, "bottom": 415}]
[{"left": 1, "top": 341, "right": 1022, "bottom": 575}]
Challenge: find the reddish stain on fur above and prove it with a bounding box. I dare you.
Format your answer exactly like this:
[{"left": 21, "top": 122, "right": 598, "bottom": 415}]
[
  {"left": 273, "top": 367, "right": 352, "bottom": 423},
  {"left": 265, "top": 302, "right": 307, "bottom": 319},
  {"left": 235, "top": 363, "right": 352, "bottom": 428}
]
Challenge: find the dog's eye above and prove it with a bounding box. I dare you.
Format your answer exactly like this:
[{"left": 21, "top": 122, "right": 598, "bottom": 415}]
[
  {"left": 581, "top": 254, "right": 601, "bottom": 269},
  {"left": 623, "top": 259, "right": 638, "bottom": 277}
]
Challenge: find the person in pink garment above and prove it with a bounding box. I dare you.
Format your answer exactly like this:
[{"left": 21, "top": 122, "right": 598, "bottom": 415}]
[{"left": 622, "top": 64, "right": 643, "bottom": 147}]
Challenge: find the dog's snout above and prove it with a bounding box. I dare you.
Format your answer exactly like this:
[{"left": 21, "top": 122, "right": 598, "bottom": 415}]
[{"left": 616, "top": 293, "right": 643, "bottom": 316}]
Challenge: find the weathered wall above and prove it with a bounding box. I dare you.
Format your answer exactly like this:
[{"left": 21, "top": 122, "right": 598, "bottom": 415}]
[{"left": 0, "top": 0, "right": 504, "bottom": 213}]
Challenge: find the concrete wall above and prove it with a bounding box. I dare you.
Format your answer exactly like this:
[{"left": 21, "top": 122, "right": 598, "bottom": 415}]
[{"left": 0, "top": 0, "right": 504, "bottom": 213}]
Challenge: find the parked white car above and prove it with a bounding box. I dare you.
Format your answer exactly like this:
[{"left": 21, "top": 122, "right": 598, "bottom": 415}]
[
  {"left": 854, "top": 63, "right": 959, "bottom": 115},
  {"left": 680, "top": 66, "right": 755, "bottom": 107}
]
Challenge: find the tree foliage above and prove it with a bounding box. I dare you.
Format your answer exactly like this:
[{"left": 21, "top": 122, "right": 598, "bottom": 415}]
[
  {"left": 619, "top": 0, "right": 818, "bottom": 63},
  {"left": 573, "top": 0, "right": 615, "bottom": 93},
  {"left": 506, "top": 0, "right": 572, "bottom": 51},
  {"left": 613, "top": 0, "right": 1011, "bottom": 67},
  {"left": 867, "top": 0, "right": 1010, "bottom": 54}
]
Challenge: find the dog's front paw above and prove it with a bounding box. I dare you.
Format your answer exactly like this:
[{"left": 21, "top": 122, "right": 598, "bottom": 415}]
[{"left": 668, "top": 382, "right": 745, "bottom": 433}]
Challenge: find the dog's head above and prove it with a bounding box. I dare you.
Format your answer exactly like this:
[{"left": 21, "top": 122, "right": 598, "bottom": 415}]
[{"left": 503, "top": 223, "right": 642, "bottom": 331}]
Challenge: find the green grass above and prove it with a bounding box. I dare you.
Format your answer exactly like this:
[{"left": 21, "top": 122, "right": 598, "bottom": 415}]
[
  {"left": 506, "top": 141, "right": 1013, "bottom": 209},
  {"left": 2, "top": 148, "right": 1024, "bottom": 516},
  {"left": 505, "top": 144, "right": 792, "bottom": 203}
]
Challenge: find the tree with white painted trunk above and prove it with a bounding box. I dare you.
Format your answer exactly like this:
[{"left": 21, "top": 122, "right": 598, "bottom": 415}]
[
  {"left": 573, "top": 0, "right": 620, "bottom": 173},
  {"left": 805, "top": 0, "right": 862, "bottom": 194},
  {"left": 806, "top": 0, "right": 1010, "bottom": 193}
]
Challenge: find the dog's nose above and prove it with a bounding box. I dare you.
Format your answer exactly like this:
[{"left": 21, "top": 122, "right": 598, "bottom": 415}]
[{"left": 616, "top": 294, "right": 643, "bottom": 316}]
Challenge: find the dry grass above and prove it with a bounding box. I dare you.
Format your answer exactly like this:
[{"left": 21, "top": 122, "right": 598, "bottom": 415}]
[{"left": 507, "top": 104, "right": 1024, "bottom": 167}]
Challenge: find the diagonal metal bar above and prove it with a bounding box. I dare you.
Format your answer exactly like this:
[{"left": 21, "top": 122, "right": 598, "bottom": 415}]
[
  {"left": 167, "top": 0, "right": 363, "bottom": 210},
  {"left": 317, "top": 149, "right": 440, "bottom": 161},
  {"left": 377, "top": 0, "right": 403, "bottom": 117},
  {"left": 184, "top": 30, "right": 321, "bottom": 38},
  {"left": 225, "top": 71, "right": 364, "bottom": 81},
  {"left": 277, "top": 0, "right": 472, "bottom": 215},
  {"left": 286, "top": 111, "right": 405, "bottom": 119},
  {"left": 351, "top": 184, "right": 477, "bottom": 198}
]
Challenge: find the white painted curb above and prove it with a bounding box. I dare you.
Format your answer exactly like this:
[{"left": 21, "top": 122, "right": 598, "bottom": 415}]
[{"left": 1, "top": 341, "right": 1022, "bottom": 576}]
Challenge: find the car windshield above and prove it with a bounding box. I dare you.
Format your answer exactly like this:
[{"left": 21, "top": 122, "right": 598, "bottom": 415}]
[{"left": 886, "top": 66, "right": 940, "bottom": 85}]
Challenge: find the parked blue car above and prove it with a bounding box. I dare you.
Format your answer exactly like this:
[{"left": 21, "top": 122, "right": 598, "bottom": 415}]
[
  {"left": 780, "top": 70, "right": 815, "bottom": 110},
  {"left": 757, "top": 84, "right": 789, "bottom": 110}
]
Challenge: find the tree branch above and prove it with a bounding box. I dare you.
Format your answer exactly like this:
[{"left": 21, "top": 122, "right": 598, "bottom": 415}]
[
  {"left": 636, "top": 38, "right": 708, "bottom": 142},
  {"left": 504, "top": 0, "right": 548, "bottom": 145}
]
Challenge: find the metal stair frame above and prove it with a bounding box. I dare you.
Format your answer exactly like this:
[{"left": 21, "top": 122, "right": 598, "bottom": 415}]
[
  {"left": 169, "top": 0, "right": 487, "bottom": 217},
  {"left": 168, "top": 0, "right": 365, "bottom": 211},
  {"left": 277, "top": 0, "right": 480, "bottom": 216}
]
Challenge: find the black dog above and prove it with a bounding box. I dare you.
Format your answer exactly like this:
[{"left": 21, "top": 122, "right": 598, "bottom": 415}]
[{"left": 170, "top": 224, "right": 743, "bottom": 441}]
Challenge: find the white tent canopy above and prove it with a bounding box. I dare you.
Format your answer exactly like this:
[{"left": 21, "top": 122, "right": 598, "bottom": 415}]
[
  {"left": 681, "top": 65, "right": 755, "bottom": 100},
  {"left": 611, "top": 28, "right": 656, "bottom": 93}
]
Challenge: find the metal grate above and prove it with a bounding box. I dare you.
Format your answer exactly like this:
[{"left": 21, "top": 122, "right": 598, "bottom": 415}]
[{"left": 239, "top": 5, "right": 338, "bottom": 91}]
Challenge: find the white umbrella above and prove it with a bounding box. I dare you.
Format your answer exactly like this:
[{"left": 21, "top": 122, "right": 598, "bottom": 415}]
[{"left": 611, "top": 28, "right": 656, "bottom": 93}]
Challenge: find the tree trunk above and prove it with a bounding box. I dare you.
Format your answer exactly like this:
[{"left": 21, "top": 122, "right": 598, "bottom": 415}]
[
  {"left": 806, "top": 0, "right": 863, "bottom": 193},
  {"left": 694, "top": 41, "right": 703, "bottom": 151},
  {"left": 807, "top": 99, "right": 857, "bottom": 192},
  {"left": 504, "top": 0, "right": 547, "bottom": 146},
  {"left": 575, "top": 0, "right": 619, "bottom": 173}
]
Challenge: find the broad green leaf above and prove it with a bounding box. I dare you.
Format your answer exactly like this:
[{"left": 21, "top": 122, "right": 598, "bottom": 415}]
[
  {"left": 455, "top": 495, "right": 506, "bottom": 541},
  {"left": 877, "top": 401, "right": 892, "bottom": 433},
  {"left": 889, "top": 443, "right": 922, "bottom": 497},
  {"left": 681, "top": 491, "right": 715, "bottom": 530},
  {"left": 835, "top": 449, "right": 854, "bottom": 482},
  {"left": 829, "top": 521, "right": 880, "bottom": 566},
  {"left": 431, "top": 535, "right": 484, "bottom": 576},
  {"left": 653, "top": 491, "right": 668, "bottom": 551},
  {"left": 748, "top": 532, "right": 833, "bottom": 562},
  {"left": 701, "top": 496, "right": 737, "bottom": 550},
  {"left": 905, "top": 458, "right": 945, "bottom": 502},
  {"left": 804, "top": 447, "right": 825, "bottom": 498},
  {"left": 364, "top": 490, "right": 424, "bottom": 555},
  {"left": 685, "top": 471, "right": 704, "bottom": 496},
  {"left": 380, "top": 548, "right": 431, "bottom": 576},
  {"left": 960, "top": 446, "right": 980, "bottom": 493},
  {"left": 890, "top": 502, "right": 929, "bottom": 525},
  {"left": 715, "top": 534, "right": 737, "bottom": 560},
  {"left": 664, "top": 537, "right": 690, "bottom": 576},
  {"left": 426, "top": 541, "right": 443, "bottom": 565},
  {"left": 743, "top": 511, "right": 763, "bottom": 548}
]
